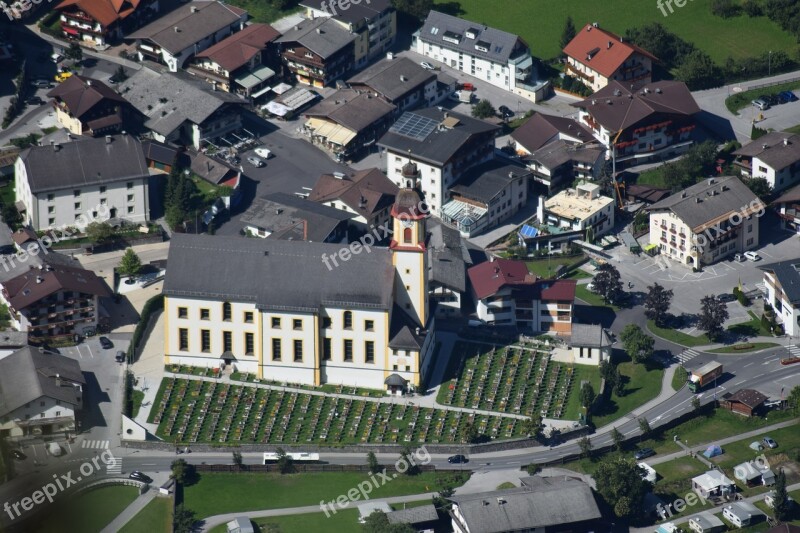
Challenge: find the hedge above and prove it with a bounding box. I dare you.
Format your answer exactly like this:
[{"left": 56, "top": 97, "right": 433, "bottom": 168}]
[{"left": 127, "top": 293, "right": 164, "bottom": 362}]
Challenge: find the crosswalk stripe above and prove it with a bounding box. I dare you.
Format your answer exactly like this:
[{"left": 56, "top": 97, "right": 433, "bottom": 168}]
[
  {"left": 81, "top": 440, "right": 109, "bottom": 449},
  {"left": 106, "top": 458, "right": 122, "bottom": 474},
  {"left": 678, "top": 349, "right": 700, "bottom": 364}
]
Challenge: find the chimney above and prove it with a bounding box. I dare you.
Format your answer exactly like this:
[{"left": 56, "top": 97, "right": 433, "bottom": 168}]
[
  {"left": 294, "top": 25, "right": 299, "bottom": 31},
  {"left": 86, "top": 80, "right": 92, "bottom": 86},
  {"left": 174, "top": 26, "right": 180, "bottom": 32},
  {"left": 386, "top": 51, "right": 394, "bottom": 60},
  {"left": 537, "top": 195, "right": 545, "bottom": 223},
  {"left": 607, "top": 41, "right": 612, "bottom": 49},
  {"left": 400, "top": 75, "right": 407, "bottom": 82},
  {"left": 55, "top": 373, "right": 61, "bottom": 387},
  {"left": 316, "top": 28, "right": 322, "bottom": 34},
  {"left": 190, "top": 5, "right": 197, "bottom": 12},
  {"left": 53, "top": 142, "right": 60, "bottom": 152},
  {"left": 276, "top": 208, "right": 283, "bottom": 215},
  {"left": 784, "top": 138, "right": 789, "bottom": 146},
  {"left": 211, "top": 81, "right": 217, "bottom": 91},
  {"left": 415, "top": 327, "right": 420, "bottom": 335},
  {"left": 708, "top": 177, "right": 715, "bottom": 185},
  {"left": 36, "top": 276, "right": 43, "bottom": 283},
  {"left": 105, "top": 135, "right": 112, "bottom": 144},
  {"left": 50, "top": 140, "right": 55, "bottom": 150}
]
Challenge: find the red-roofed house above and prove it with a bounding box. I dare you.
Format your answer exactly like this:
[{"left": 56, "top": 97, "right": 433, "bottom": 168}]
[
  {"left": 467, "top": 258, "right": 576, "bottom": 333},
  {"left": 187, "top": 23, "right": 281, "bottom": 97},
  {"left": 56, "top": 0, "right": 159, "bottom": 46},
  {"left": 563, "top": 22, "right": 657, "bottom": 92}
]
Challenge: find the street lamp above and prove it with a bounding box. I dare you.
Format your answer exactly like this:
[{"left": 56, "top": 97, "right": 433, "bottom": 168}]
[{"left": 769, "top": 51, "right": 772, "bottom": 77}]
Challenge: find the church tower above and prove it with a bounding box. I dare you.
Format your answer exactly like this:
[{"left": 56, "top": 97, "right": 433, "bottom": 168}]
[{"left": 389, "top": 182, "right": 428, "bottom": 328}]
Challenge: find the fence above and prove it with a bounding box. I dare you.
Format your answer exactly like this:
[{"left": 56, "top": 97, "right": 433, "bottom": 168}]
[
  {"left": 745, "top": 75, "right": 800, "bottom": 93},
  {"left": 194, "top": 463, "right": 436, "bottom": 474}
]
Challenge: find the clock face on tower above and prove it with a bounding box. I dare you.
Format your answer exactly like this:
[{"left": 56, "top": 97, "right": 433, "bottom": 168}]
[{"left": 401, "top": 219, "right": 414, "bottom": 228}]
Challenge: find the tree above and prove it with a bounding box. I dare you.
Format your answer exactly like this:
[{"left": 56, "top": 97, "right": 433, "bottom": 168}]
[
  {"left": 614, "top": 367, "right": 624, "bottom": 396},
  {"left": 165, "top": 205, "right": 187, "bottom": 231},
  {"left": 593, "top": 456, "right": 653, "bottom": 519},
  {"left": 788, "top": 385, "right": 800, "bottom": 417},
  {"left": 691, "top": 396, "right": 701, "bottom": 411},
  {"left": 675, "top": 49, "right": 721, "bottom": 90},
  {"left": 592, "top": 263, "right": 623, "bottom": 303},
  {"left": 578, "top": 436, "right": 592, "bottom": 458},
  {"left": 362, "top": 510, "right": 416, "bottom": 533},
  {"left": 432, "top": 474, "right": 458, "bottom": 511},
  {"left": 698, "top": 295, "right": 729, "bottom": 341},
  {"left": 773, "top": 468, "right": 791, "bottom": 521},
  {"left": 118, "top": 248, "right": 142, "bottom": 279},
  {"left": 620, "top": 324, "right": 655, "bottom": 364},
  {"left": 463, "top": 421, "right": 480, "bottom": 444},
  {"left": 173, "top": 504, "right": 196, "bottom": 533},
  {"left": 644, "top": 283, "right": 673, "bottom": 327},
  {"left": 611, "top": 427, "right": 624, "bottom": 452},
  {"left": 638, "top": 418, "right": 651, "bottom": 441},
  {"left": 521, "top": 415, "right": 543, "bottom": 439},
  {"left": 86, "top": 221, "right": 114, "bottom": 244},
  {"left": 560, "top": 16, "right": 576, "bottom": 50},
  {"left": 65, "top": 42, "right": 82, "bottom": 62},
  {"left": 367, "top": 451, "right": 381, "bottom": 474},
  {"left": 579, "top": 382, "right": 595, "bottom": 412},
  {"left": 232, "top": 451, "right": 243, "bottom": 468},
  {"left": 390, "top": 0, "right": 433, "bottom": 21},
  {"left": 399, "top": 445, "right": 420, "bottom": 475},
  {"left": 171, "top": 459, "right": 188, "bottom": 483},
  {"left": 114, "top": 65, "right": 128, "bottom": 82},
  {"left": 471, "top": 99, "right": 496, "bottom": 119},
  {"left": 1, "top": 204, "right": 23, "bottom": 230},
  {"left": 745, "top": 177, "right": 771, "bottom": 198},
  {"left": 276, "top": 447, "right": 294, "bottom": 474}
]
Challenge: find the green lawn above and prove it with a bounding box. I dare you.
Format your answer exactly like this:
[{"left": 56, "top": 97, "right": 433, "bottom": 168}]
[
  {"left": 708, "top": 342, "right": 780, "bottom": 354},
  {"left": 647, "top": 319, "right": 711, "bottom": 347},
  {"left": 184, "top": 472, "right": 461, "bottom": 519},
  {"left": 526, "top": 254, "right": 586, "bottom": 279},
  {"left": 574, "top": 285, "right": 619, "bottom": 310},
  {"left": 118, "top": 497, "right": 172, "bottom": 533},
  {"left": 223, "top": 0, "right": 300, "bottom": 23},
  {"left": 435, "top": 0, "right": 796, "bottom": 63},
  {"left": 209, "top": 511, "right": 360, "bottom": 533},
  {"left": 727, "top": 310, "right": 773, "bottom": 337},
  {"left": 726, "top": 80, "right": 800, "bottom": 114},
  {"left": 636, "top": 167, "right": 669, "bottom": 188},
  {"left": 562, "top": 365, "right": 603, "bottom": 421},
  {"left": 709, "top": 424, "right": 800, "bottom": 473},
  {"left": 34, "top": 486, "right": 139, "bottom": 533},
  {"left": 591, "top": 358, "right": 664, "bottom": 428},
  {"left": 0, "top": 182, "right": 14, "bottom": 206},
  {"left": 131, "top": 390, "right": 145, "bottom": 419},
  {"left": 786, "top": 124, "right": 800, "bottom": 135},
  {"left": 671, "top": 366, "right": 688, "bottom": 392}
]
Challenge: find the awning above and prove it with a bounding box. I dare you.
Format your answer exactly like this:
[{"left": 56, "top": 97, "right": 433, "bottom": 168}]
[
  {"left": 263, "top": 101, "right": 291, "bottom": 117},
  {"left": 234, "top": 64, "right": 276, "bottom": 89},
  {"left": 251, "top": 85, "right": 273, "bottom": 99},
  {"left": 643, "top": 243, "right": 659, "bottom": 251},
  {"left": 305, "top": 118, "right": 355, "bottom": 147},
  {"left": 384, "top": 373, "right": 408, "bottom": 386},
  {"left": 63, "top": 27, "right": 79, "bottom": 36},
  {"left": 272, "top": 82, "right": 292, "bottom": 95},
  {"left": 278, "top": 88, "right": 317, "bottom": 110}
]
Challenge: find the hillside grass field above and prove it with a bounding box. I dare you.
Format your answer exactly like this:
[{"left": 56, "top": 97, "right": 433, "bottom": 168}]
[{"left": 434, "top": 0, "right": 796, "bottom": 63}]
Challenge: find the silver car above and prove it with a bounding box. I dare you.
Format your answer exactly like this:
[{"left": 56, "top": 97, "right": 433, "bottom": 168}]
[{"left": 247, "top": 156, "right": 265, "bottom": 168}]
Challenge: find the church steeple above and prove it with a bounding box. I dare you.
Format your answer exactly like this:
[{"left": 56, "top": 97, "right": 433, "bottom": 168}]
[
  {"left": 389, "top": 187, "right": 428, "bottom": 327},
  {"left": 401, "top": 161, "right": 420, "bottom": 190}
]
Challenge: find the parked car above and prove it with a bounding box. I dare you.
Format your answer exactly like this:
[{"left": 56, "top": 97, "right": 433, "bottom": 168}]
[
  {"left": 718, "top": 293, "right": 736, "bottom": 303},
  {"left": 733, "top": 253, "right": 746, "bottom": 262},
  {"left": 115, "top": 350, "right": 126, "bottom": 363},
  {"left": 779, "top": 90, "right": 799, "bottom": 103},
  {"left": 54, "top": 71, "right": 72, "bottom": 83},
  {"left": 763, "top": 436, "right": 778, "bottom": 448},
  {"left": 11, "top": 450, "right": 27, "bottom": 460},
  {"left": 498, "top": 105, "right": 514, "bottom": 118},
  {"left": 31, "top": 79, "right": 51, "bottom": 89},
  {"left": 129, "top": 471, "right": 153, "bottom": 483},
  {"left": 247, "top": 156, "right": 265, "bottom": 167},
  {"left": 420, "top": 61, "right": 435, "bottom": 70},
  {"left": 634, "top": 448, "right": 655, "bottom": 460},
  {"left": 107, "top": 76, "right": 119, "bottom": 85},
  {"left": 459, "top": 82, "right": 475, "bottom": 91},
  {"left": 448, "top": 454, "right": 468, "bottom": 464},
  {"left": 254, "top": 147, "right": 272, "bottom": 159},
  {"left": 26, "top": 96, "right": 45, "bottom": 105},
  {"left": 51, "top": 53, "right": 63, "bottom": 63},
  {"left": 586, "top": 282, "right": 597, "bottom": 293},
  {"left": 99, "top": 336, "right": 114, "bottom": 349},
  {"left": 752, "top": 98, "right": 770, "bottom": 111},
  {"left": 743, "top": 251, "right": 761, "bottom": 261}
]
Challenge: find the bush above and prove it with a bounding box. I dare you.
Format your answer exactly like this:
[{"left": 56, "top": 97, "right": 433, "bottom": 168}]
[
  {"left": 127, "top": 293, "right": 164, "bottom": 362},
  {"left": 742, "top": 0, "right": 762, "bottom": 16},
  {"left": 711, "top": 0, "right": 741, "bottom": 18}
]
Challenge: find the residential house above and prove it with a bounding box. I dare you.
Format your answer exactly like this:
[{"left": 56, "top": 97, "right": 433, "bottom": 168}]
[
  {"left": 759, "top": 259, "right": 800, "bottom": 337},
  {"left": 46, "top": 75, "right": 131, "bottom": 137},
  {"left": 386, "top": 504, "right": 438, "bottom": 531},
  {"left": 141, "top": 140, "right": 179, "bottom": 173},
  {"left": 540, "top": 182, "right": 616, "bottom": 238},
  {"left": 512, "top": 112, "right": 595, "bottom": 155},
  {"left": 309, "top": 167, "right": 398, "bottom": 230},
  {"left": 773, "top": 182, "right": 800, "bottom": 234},
  {"left": 128, "top": 0, "right": 248, "bottom": 72},
  {"left": 347, "top": 56, "right": 440, "bottom": 112},
  {"left": 468, "top": 258, "right": 576, "bottom": 334},
  {"left": 302, "top": 88, "right": 396, "bottom": 161},
  {"left": 413, "top": 11, "right": 548, "bottom": 102},
  {"left": 563, "top": 22, "right": 657, "bottom": 92},
  {"left": 428, "top": 219, "right": 470, "bottom": 318},
  {"left": 647, "top": 176, "right": 764, "bottom": 268},
  {"left": 119, "top": 67, "right": 248, "bottom": 150},
  {"left": 55, "top": 0, "right": 159, "bottom": 46},
  {"left": 187, "top": 23, "right": 281, "bottom": 97},
  {"left": 275, "top": 18, "right": 356, "bottom": 87},
  {"left": 573, "top": 80, "right": 700, "bottom": 168},
  {"left": 186, "top": 150, "right": 242, "bottom": 211},
  {"left": 625, "top": 184, "right": 671, "bottom": 205},
  {"left": 240, "top": 192, "right": 354, "bottom": 242},
  {"left": 733, "top": 460, "right": 775, "bottom": 487},
  {"left": 526, "top": 140, "right": 605, "bottom": 192},
  {"left": 567, "top": 323, "right": 612, "bottom": 366},
  {"left": 733, "top": 131, "right": 800, "bottom": 192},
  {"left": 442, "top": 161, "right": 531, "bottom": 237},
  {"left": 0, "top": 347, "right": 85, "bottom": 437},
  {"left": 688, "top": 512, "right": 725, "bottom": 533},
  {"left": 692, "top": 470, "right": 735, "bottom": 499},
  {"left": 162, "top": 188, "right": 437, "bottom": 393},
  {"left": 0, "top": 262, "right": 111, "bottom": 341},
  {"left": 720, "top": 388, "right": 768, "bottom": 417},
  {"left": 15, "top": 134, "right": 151, "bottom": 230},
  {"left": 300, "top": 0, "right": 395, "bottom": 68},
  {"left": 448, "top": 476, "right": 601, "bottom": 533},
  {"left": 722, "top": 502, "right": 765, "bottom": 528},
  {"left": 378, "top": 108, "right": 500, "bottom": 217}
]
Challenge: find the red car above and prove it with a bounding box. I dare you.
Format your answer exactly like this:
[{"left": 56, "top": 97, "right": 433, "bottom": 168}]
[{"left": 459, "top": 82, "right": 475, "bottom": 91}]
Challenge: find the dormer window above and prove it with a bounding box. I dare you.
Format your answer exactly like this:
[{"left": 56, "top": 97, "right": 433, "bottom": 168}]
[
  {"left": 475, "top": 40, "right": 490, "bottom": 53},
  {"left": 442, "top": 31, "right": 461, "bottom": 45},
  {"left": 465, "top": 28, "right": 479, "bottom": 39}
]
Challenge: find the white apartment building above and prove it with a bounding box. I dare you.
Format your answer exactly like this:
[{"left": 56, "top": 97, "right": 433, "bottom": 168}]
[
  {"left": 647, "top": 176, "right": 764, "bottom": 268},
  {"left": 733, "top": 131, "right": 800, "bottom": 192},
  {"left": 759, "top": 259, "right": 800, "bottom": 337},
  {"left": 163, "top": 190, "right": 436, "bottom": 394},
  {"left": 540, "top": 183, "right": 615, "bottom": 237},
  {"left": 15, "top": 135, "right": 151, "bottom": 230},
  {"left": 413, "top": 11, "right": 544, "bottom": 100}
]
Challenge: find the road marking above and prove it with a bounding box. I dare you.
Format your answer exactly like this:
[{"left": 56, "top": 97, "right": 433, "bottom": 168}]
[
  {"left": 763, "top": 361, "right": 772, "bottom": 365},
  {"left": 86, "top": 344, "right": 95, "bottom": 358},
  {"left": 744, "top": 363, "right": 753, "bottom": 368},
  {"left": 74, "top": 345, "right": 83, "bottom": 359}
]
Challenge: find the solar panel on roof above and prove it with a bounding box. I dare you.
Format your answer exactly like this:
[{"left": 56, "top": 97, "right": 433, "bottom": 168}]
[
  {"left": 518, "top": 225, "right": 539, "bottom": 238},
  {"left": 389, "top": 113, "right": 439, "bottom": 141}
]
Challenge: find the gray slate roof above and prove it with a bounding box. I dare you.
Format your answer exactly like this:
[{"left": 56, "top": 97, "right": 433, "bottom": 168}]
[
  {"left": 569, "top": 323, "right": 612, "bottom": 348},
  {"left": 276, "top": 18, "right": 355, "bottom": 59},
  {"left": 378, "top": 107, "right": 499, "bottom": 166},
  {"left": 347, "top": 57, "right": 436, "bottom": 103},
  {"left": 19, "top": 134, "right": 149, "bottom": 193},
  {"left": 119, "top": 68, "right": 246, "bottom": 137},
  {"left": 127, "top": 1, "right": 246, "bottom": 54},
  {"left": 647, "top": 176, "right": 763, "bottom": 232},
  {"left": 427, "top": 218, "right": 470, "bottom": 292},
  {"left": 448, "top": 477, "right": 600, "bottom": 533},
  {"left": 691, "top": 512, "right": 725, "bottom": 529},
  {"left": 240, "top": 192, "right": 355, "bottom": 242},
  {"left": 449, "top": 160, "right": 531, "bottom": 204},
  {"left": 759, "top": 259, "right": 800, "bottom": 305},
  {"left": 528, "top": 139, "right": 604, "bottom": 170},
  {"left": 733, "top": 131, "right": 800, "bottom": 171},
  {"left": 386, "top": 504, "right": 438, "bottom": 524},
  {"left": 304, "top": 88, "right": 396, "bottom": 133},
  {"left": 0, "top": 347, "right": 85, "bottom": 416},
  {"left": 163, "top": 234, "right": 394, "bottom": 312},
  {"left": 418, "top": 10, "right": 527, "bottom": 64}
]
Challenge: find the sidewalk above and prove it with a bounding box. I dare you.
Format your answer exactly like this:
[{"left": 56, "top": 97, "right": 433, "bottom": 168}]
[{"left": 99, "top": 490, "right": 157, "bottom": 533}]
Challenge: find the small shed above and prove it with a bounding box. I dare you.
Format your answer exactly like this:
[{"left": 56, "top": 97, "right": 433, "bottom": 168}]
[
  {"left": 358, "top": 501, "right": 392, "bottom": 523},
  {"left": 720, "top": 389, "right": 768, "bottom": 417},
  {"left": 226, "top": 517, "right": 254, "bottom": 533},
  {"left": 734, "top": 460, "right": 775, "bottom": 486}
]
